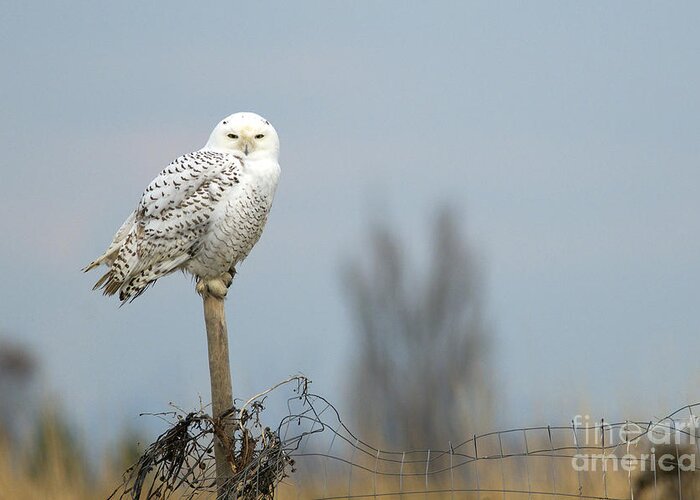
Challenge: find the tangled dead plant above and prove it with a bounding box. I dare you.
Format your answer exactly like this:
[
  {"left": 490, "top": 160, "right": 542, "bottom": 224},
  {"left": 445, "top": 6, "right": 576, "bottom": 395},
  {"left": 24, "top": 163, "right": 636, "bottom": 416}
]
[{"left": 109, "top": 376, "right": 308, "bottom": 500}]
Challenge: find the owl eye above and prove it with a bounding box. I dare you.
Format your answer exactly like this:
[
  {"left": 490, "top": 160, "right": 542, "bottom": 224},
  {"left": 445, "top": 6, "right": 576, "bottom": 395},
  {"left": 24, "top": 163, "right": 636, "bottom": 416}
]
[
  {"left": 254, "top": 134, "right": 265, "bottom": 139},
  {"left": 227, "top": 133, "right": 238, "bottom": 139}
]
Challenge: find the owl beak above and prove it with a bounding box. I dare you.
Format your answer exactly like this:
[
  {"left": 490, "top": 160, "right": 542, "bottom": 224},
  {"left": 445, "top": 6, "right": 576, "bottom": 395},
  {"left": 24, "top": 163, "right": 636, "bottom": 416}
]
[{"left": 242, "top": 139, "right": 255, "bottom": 156}]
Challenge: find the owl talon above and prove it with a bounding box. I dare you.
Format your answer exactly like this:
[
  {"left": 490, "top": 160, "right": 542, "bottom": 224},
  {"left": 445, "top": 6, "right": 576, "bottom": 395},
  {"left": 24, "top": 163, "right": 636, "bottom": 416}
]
[
  {"left": 221, "top": 273, "right": 233, "bottom": 289},
  {"left": 196, "top": 277, "right": 229, "bottom": 299},
  {"left": 224, "top": 267, "right": 236, "bottom": 288}
]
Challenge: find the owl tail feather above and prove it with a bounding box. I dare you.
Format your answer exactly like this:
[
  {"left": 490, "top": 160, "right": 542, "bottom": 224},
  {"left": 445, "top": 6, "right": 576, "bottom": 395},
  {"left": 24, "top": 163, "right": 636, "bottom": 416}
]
[
  {"left": 92, "top": 270, "right": 115, "bottom": 292},
  {"left": 82, "top": 259, "right": 103, "bottom": 273},
  {"left": 89, "top": 268, "right": 138, "bottom": 304}
]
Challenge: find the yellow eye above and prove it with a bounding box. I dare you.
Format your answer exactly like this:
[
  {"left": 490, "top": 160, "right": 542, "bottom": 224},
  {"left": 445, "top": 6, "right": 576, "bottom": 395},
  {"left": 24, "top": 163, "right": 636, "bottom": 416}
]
[
  {"left": 227, "top": 133, "right": 238, "bottom": 139},
  {"left": 254, "top": 134, "right": 265, "bottom": 139}
]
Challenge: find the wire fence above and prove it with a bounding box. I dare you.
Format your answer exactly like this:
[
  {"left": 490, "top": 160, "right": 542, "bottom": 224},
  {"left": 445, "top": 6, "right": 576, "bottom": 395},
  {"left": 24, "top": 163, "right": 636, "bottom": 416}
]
[{"left": 110, "top": 376, "right": 700, "bottom": 500}]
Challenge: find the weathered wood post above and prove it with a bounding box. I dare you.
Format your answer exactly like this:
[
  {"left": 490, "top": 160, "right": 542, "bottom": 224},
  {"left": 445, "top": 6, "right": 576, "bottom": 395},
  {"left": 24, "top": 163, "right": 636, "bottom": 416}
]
[{"left": 200, "top": 276, "right": 234, "bottom": 498}]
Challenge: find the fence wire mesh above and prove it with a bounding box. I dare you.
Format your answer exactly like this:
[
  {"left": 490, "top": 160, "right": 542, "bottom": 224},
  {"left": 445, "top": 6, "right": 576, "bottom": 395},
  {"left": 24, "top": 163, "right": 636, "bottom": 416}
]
[{"left": 111, "top": 376, "right": 700, "bottom": 500}]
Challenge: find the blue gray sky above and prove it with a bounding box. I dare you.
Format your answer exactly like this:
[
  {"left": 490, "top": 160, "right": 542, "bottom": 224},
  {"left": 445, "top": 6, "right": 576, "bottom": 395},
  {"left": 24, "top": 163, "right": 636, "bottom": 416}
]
[{"left": 1, "top": 1, "right": 699, "bottom": 446}]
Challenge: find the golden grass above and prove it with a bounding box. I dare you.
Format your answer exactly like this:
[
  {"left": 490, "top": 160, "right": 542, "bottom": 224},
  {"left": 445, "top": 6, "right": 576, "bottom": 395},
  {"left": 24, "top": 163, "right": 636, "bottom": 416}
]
[
  {"left": 0, "top": 434, "right": 117, "bottom": 499},
  {"left": 1, "top": 413, "right": 698, "bottom": 500}
]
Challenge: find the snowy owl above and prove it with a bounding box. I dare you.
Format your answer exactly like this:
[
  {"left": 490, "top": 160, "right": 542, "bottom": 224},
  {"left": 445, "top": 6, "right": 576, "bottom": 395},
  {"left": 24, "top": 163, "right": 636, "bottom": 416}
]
[{"left": 84, "top": 112, "right": 281, "bottom": 303}]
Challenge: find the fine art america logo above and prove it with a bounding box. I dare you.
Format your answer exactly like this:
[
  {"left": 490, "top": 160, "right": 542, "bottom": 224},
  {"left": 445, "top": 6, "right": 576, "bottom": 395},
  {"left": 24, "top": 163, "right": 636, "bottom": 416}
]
[{"left": 571, "top": 414, "right": 698, "bottom": 472}]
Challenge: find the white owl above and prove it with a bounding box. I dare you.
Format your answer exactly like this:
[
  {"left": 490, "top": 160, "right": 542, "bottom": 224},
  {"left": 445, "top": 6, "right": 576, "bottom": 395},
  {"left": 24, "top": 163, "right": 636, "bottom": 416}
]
[{"left": 85, "top": 112, "right": 281, "bottom": 303}]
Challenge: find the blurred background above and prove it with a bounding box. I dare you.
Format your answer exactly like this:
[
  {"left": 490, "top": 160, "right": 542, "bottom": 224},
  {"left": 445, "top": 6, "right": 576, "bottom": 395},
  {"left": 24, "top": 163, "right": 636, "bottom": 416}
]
[{"left": 1, "top": 1, "right": 699, "bottom": 496}]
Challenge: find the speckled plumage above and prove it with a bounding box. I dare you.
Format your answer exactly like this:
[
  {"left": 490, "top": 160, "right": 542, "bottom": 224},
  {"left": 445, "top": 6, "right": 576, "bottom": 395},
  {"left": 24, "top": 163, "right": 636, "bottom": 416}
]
[{"left": 85, "top": 112, "right": 281, "bottom": 302}]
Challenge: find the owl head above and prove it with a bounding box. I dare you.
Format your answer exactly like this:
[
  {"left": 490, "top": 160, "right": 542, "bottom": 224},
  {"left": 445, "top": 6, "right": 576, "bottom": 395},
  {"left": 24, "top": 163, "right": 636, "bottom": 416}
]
[{"left": 205, "top": 112, "right": 279, "bottom": 160}]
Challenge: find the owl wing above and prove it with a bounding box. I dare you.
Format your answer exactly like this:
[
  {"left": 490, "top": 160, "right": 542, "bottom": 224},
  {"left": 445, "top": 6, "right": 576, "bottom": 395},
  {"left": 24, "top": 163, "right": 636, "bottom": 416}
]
[
  {"left": 137, "top": 149, "right": 235, "bottom": 218},
  {"left": 87, "top": 150, "right": 243, "bottom": 302}
]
